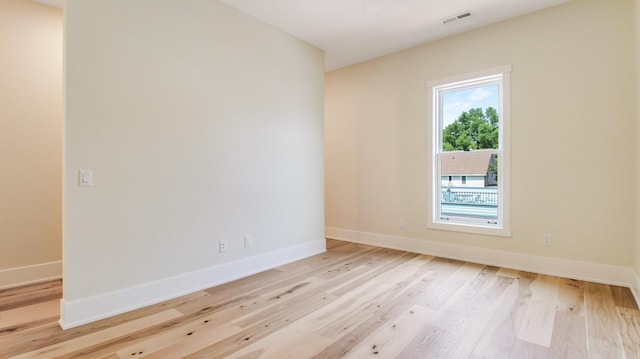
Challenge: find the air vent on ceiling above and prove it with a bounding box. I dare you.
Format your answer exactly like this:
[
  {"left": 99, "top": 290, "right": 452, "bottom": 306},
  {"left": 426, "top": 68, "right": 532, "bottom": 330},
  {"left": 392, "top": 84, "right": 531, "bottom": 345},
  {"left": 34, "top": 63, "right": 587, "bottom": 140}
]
[{"left": 442, "top": 11, "right": 472, "bottom": 24}]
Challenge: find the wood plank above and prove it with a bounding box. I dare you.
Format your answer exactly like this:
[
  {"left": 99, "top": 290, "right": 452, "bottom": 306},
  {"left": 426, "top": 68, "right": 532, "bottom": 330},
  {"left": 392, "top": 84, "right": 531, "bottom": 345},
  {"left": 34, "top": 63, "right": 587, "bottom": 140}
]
[
  {"left": 0, "top": 290, "right": 209, "bottom": 358},
  {"left": 609, "top": 285, "right": 639, "bottom": 310},
  {"left": 584, "top": 281, "right": 624, "bottom": 358},
  {"left": 314, "top": 281, "right": 404, "bottom": 340},
  {"left": 316, "top": 247, "right": 407, "bottom": 282},
  {"left": 471, "top": 276, "right": 523, "bottom": 359},
  {"left": 228, "top": 332, "right": 331, "bottom": 359},
  {"left": 325, "top": 238, "right": 348, "bottom": 249},
  {"left": 0, "top": 321, "right": 61, "bottom": 351},
  {"left": 224, "top": 308, "right": 334, "bottom": 359},
  {"left": 124, "top": 322, "right": 243, "bottom": 359},
  {"left": 471, "top": 271, "right": 539, "bottom": 359},
  {"left": 162, "top": 254, "right": 411, "bottom": 356},
  {"left": 275, "top": 242, "right": 378, "bottom": 274},
  {"left": 0, "top": 299, "right": 59, "bottom": 334},
  {"left": 226, "top": 278, "right": 402, "bottom": 358},
  {"left": 183, "top": 293, "right": 340, "bottom": 358},
  {"left": 232, "top": 278, "right": 330, "bottom": 328},
  {"left": 0, "top": 280, "right": 62, "bottom": 312},
  {"left": 177, "top": 253, "right": 399, "bottom": 358},
  {"left": 395, "top": 268, "right": 512, "bottom": 359},
  {"left": 309, "top": 297, "right": 420, "bottom": 358},
  {"left": 616, "top": 307, "right": 640, "bottom": 359},
  {"left": 328, "top": 251, "right": 420, "bottom": 297},
  {"left": 452, "top": 261, "right": 486, "bottom": 281},
  {"left": 346, "top": 304, "right": 436, "bottom": 358},
  {"left": 284, "top": 282, "right": 395, "bottom": 337},
  {"left": 203, "top": 269, "right": 297, "bottom": 301},
  {"left": 314, "top": 262, "right": 490, "bottom": 359},
  {"left": 496, "top": 268, "right": 520, "bottom": 278},
  {"left": 516, "top": 274, "right": 559, "bottom": 347},
  {"left": 415, "top": 259, "right": 470, "bottom": 311},
  {"left": 105, "top": 277, "right": 331, "bottom": 357},
  {"left": 12, "top": 309, "right": 183, "bottom": 359},
  {"left": 548, "top": 278, "right": 587, "bottom": 359},
  {"left": 73, "top": 294, "right": 259, "bottom": 359},
  {"left": 436, "top": 278, "right": 514, "bottom": 358},
  {"left": 508, "top": 339, "right": 550, "bottom": 359}
]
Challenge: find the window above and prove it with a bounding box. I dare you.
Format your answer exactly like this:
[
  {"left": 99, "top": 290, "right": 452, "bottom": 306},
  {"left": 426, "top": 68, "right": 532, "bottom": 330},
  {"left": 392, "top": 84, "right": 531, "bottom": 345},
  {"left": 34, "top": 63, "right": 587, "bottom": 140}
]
[{"left": 428, "top": 66, "right": 511, "bottom": 236}]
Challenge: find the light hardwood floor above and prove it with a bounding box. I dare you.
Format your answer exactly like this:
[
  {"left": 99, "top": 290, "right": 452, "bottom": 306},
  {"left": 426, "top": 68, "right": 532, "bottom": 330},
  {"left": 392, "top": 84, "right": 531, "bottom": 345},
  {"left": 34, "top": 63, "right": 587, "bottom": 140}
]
[{"left": 2, "top": 240, "right": 639, "bottom": 358}]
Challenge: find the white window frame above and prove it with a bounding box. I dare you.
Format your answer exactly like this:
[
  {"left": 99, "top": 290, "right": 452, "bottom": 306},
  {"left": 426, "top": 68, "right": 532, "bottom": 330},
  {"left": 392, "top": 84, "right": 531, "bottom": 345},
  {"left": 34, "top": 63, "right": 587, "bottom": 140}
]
[{"left": 427, "top": 65, "right": 511, "bottom": 237}]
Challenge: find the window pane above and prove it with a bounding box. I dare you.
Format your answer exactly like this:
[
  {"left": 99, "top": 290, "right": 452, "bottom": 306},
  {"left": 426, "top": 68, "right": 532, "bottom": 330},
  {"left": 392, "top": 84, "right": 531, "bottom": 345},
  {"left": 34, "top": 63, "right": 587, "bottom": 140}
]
[
  {"left": 440, "top": 153, "right": 498, "bottom": 222},
  {"left": 441, "top": 84, "right": 499, "bottom": 152}
]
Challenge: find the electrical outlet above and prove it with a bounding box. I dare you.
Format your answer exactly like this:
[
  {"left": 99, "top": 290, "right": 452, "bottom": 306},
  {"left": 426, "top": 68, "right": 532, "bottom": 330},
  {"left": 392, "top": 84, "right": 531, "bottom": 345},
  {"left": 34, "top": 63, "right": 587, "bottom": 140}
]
[
  {"left": 399, "top": 219, "right": 407, "bottom": 230},
  {"left": 244, "top": 235, "right": 252, "bottom": 248},
  {"left": 219, "top": 240, "right": 228, "bottom": 253},
  {"left": 543, "top": 234, "right": 552, "bottom": 246}
]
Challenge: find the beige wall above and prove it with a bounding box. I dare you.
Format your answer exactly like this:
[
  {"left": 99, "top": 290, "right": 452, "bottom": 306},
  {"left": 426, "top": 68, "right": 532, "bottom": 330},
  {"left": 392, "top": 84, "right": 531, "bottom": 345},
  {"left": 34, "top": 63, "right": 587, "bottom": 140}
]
[
  {"left": 63, "top": 0, "right": 324, "bottom": 326},
  {"left": 326, "top": 0, "right": 636, "bottom": 267},
  {"left": 635, "top": 0, "right": 640, "bottom": 293},
  {"left": 0, "top": 0, "right": 62, "bottom": 282}
]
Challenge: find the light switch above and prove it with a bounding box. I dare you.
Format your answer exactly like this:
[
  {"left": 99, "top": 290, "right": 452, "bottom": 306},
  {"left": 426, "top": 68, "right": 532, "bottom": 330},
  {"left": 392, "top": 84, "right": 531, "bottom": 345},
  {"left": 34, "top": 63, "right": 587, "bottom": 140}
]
[{"left": 79, "top": 169, "right": 92, "bottom": 187}]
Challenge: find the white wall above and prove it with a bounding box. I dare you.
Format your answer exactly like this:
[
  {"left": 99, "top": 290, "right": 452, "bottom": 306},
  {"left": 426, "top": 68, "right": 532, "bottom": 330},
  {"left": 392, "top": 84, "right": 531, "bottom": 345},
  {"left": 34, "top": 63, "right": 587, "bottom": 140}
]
[
  {"left": 326, "top": 0, "right": 637, "bottom": 290},
  {"left": 0, "top": 0, "right": 62, "bottom": 289},
  {"left": 635, "top": 0, "right": 640, "bottom": 300},
  {"left": 63, "top": 0, "right": 325, "bottom": 328}
]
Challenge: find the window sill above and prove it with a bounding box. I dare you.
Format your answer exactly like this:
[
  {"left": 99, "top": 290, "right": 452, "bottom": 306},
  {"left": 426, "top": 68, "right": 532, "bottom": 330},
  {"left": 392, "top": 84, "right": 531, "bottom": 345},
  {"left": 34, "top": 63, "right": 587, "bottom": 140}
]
[{"left": 427, "top": 220, "right": 512, "bottom": 237}]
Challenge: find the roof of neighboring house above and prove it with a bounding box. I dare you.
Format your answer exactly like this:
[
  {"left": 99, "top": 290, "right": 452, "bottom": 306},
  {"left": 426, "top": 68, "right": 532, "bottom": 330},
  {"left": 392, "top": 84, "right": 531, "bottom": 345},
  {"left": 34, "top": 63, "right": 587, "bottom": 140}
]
[{"left": 441, "top": 152, "right": 493, "bottom": 176}]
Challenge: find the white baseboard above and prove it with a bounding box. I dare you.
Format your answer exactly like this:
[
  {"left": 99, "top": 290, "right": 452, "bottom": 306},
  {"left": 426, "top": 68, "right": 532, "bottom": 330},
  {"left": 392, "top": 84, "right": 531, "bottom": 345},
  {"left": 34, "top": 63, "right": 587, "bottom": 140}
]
[
  {"left": 59, "top": 239, "right": 326, "bottom": 329},
  {"left": 0, "top": 261, "right": 62, "bottom": 290},
  {"left": 326, "top": 227, "right": 639, "bottom": 305}
]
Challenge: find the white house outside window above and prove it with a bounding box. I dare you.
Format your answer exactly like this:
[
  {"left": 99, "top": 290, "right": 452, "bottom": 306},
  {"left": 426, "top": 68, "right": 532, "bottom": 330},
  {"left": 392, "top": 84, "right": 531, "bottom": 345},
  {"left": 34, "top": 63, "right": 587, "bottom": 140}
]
[{"left": 428, "top": 66, "right": 511, "bottom": 237}]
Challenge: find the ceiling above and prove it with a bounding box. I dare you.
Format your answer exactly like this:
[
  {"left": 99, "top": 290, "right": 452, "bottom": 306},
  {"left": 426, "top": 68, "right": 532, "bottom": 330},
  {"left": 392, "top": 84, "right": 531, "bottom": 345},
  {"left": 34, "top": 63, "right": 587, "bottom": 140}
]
[
  {"left": 220, "top": 0, "right": 570, "bottom": 71},
  {"left": 33, "top": 0, "right": 571, "bottom": 71}
]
